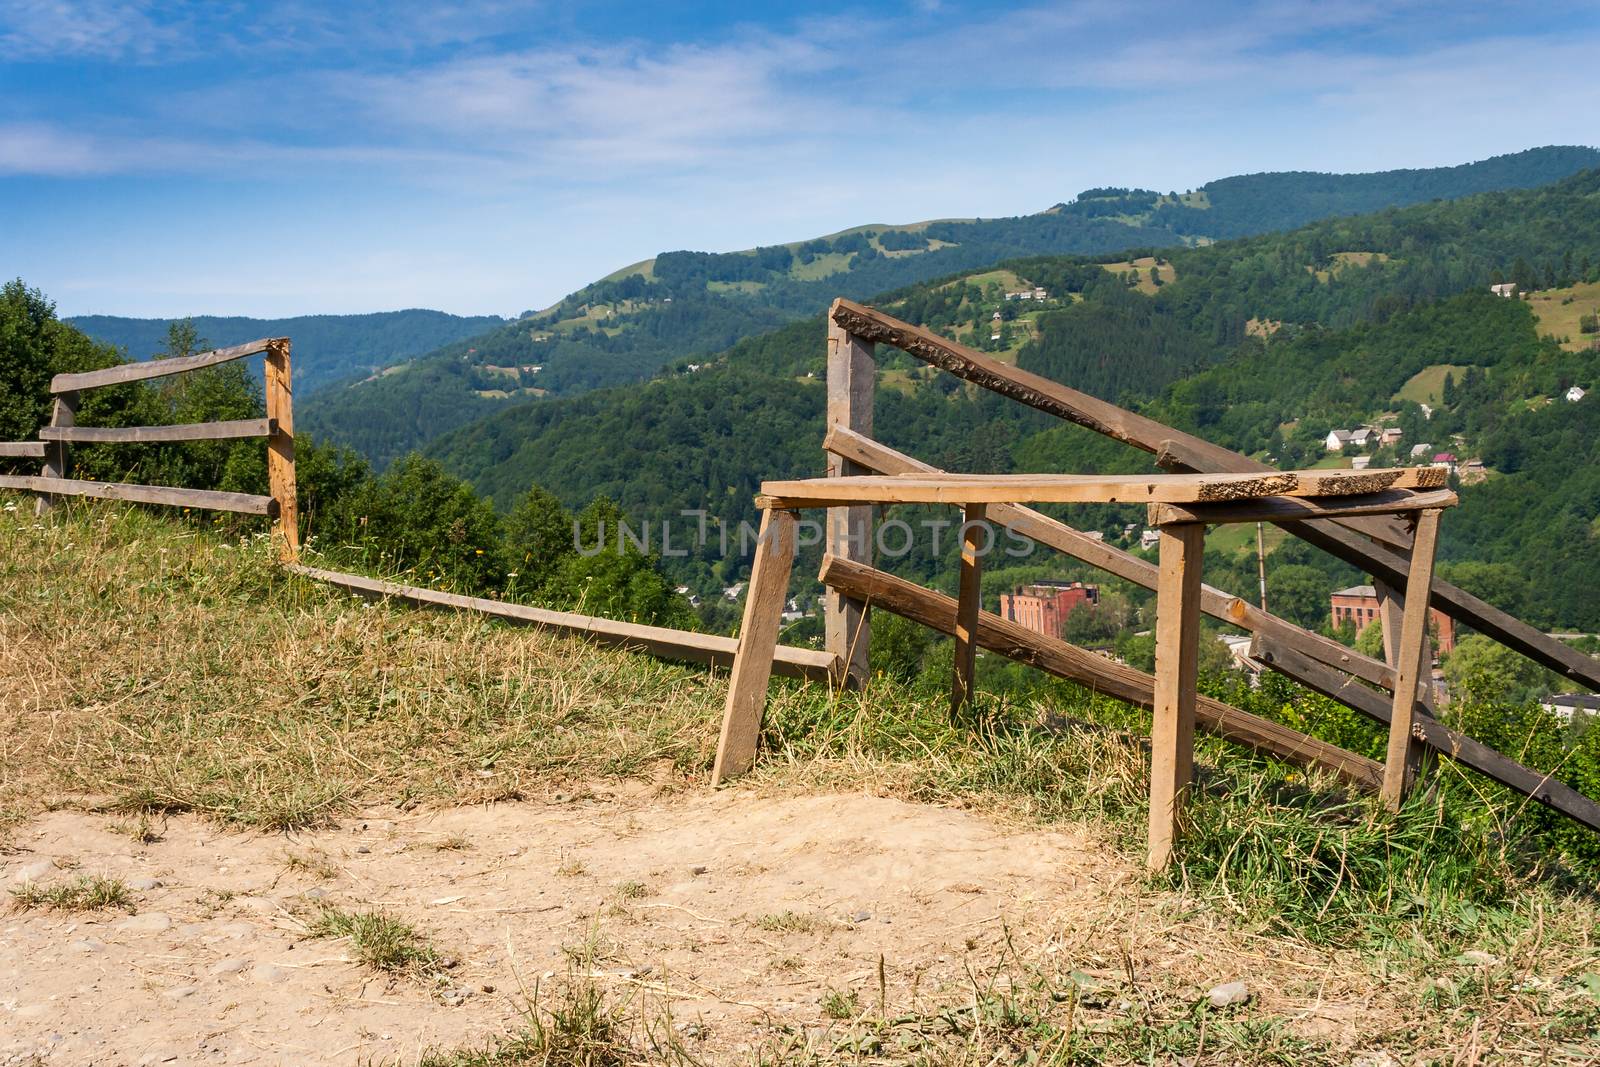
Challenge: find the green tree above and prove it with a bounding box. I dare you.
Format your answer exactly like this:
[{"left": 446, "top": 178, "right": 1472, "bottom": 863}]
[
  {"left": 543, "top": 497, "right": 695, "bottom": 627},
  {"left": 502, "top": 484, "right": 574, "bottom": 596},
  {"left": 1442, "top": 635, "right": 1558, "bottom": 705},
  {"left": 356, "top": 454, "right": 507, "bottom": 592}
]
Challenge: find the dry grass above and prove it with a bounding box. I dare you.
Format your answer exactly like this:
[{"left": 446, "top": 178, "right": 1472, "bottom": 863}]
[{"left": 0, "top": 502, "right": 718, "bottom": 835}]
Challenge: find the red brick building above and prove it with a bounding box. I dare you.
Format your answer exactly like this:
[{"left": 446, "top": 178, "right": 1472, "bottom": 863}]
[
  {"left": 1330, "top": 584, "right": 1455, "bottom": 654},
  {"left": 999, "top": 581, "right": 1099, "bottom": 640}
]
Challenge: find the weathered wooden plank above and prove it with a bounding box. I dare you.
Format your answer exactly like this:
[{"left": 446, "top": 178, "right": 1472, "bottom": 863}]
[
  {"left": 289, "top": 562, "right": 837, "bottom": 682},
  {"left": 0, "top": 441, "right": 46, "bottom": 458},
  {"left": 1150, "top": 523, "right": 1205, "bottom": 870},
  {"left": 820, "top": 554, "right": 1386, "bottom": 792},
  {"left": 39, "top": 418, "right": 275, "bottom": 444},
  {"left": 1151, "top": 489, "right": 1457, "bottom": 527},
  {"left": 1251, "top": 634, "right": 1600, "bottom": 834},
  {"left": 713, "top": 509, "right": 800, "bottom": 785},
  {"left": 1383, "top": 509, "right": 1443, "bottom": 811},
  {"left": 0, "top": 475, "right": 276, "bottom": 516},
  {"left": 825, "top": 308, "right": 874, "bottom": 685},
  {"left": 951, "top": 503, "right": 985, "bottom": 718},
  {"left": 1155, "top": 436, "right": 1416, "bottom": 550},
  {"left": 264, "top": 339, "right": 299, "bottom": 563},
  {"left": 824, "top": 426, "right": 1431, "bottom": 707},
  {"left": 50, "top": 338, "right": 278, "bottom": 393},
  {"left": 760, "top": 470, "right": 1444, "bottom": 510}
]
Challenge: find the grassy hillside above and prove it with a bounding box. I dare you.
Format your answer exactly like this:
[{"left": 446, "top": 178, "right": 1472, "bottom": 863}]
[
  {"left": 426, "top": 168, "right": 1600, "bottom": 629},
  {"left": 68, "top": 308, "right": 507, "bottom": 396},
  {"left": 304, "top": 147, "right": 1600, "bottom": 468},
  {"left": 4, "top": 501, "right": 1598, "bottom": 1063}
]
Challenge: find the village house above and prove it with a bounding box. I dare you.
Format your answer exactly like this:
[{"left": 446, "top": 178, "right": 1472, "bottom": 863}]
[
  {"left": 1568, "top": 385, "right": 1587, "bottom": 402},
  {"left": 1325, "top": 429, "right": 1353, "bottom": 452},
  {"left": 1379, "top": 427, "right": 1403, "bottom": 446},
  {"left": 1490, "top": 282, "right": 1518, "bottom": 298},
  {"left": 1350, "top": 455, "right": 1372, "bottom": 470},
  {"left": 1410, "top": 442, "right": 1434, "bottom": 459},
  {"left": 1432, "top": 452, "right": 1459, "bottom": 474},
  {"left": 999, "top": 580, "right": 1100, "bottom": 641},
  {"left": 1330, "top": 585, "right": 1457, "bottom": 654},
  {"left": 1140, "top": 529, "right": 1161, "bottom": 550}
]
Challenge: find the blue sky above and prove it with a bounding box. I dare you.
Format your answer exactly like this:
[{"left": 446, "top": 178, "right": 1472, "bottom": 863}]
[{"left": 3, "top": 0, "right": 1598, "bottom": 318}]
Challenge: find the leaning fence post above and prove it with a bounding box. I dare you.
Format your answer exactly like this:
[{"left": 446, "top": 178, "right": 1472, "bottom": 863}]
[
  {"left": 824, "top": 301, "right": 874, "bottom": 686},
  {"left": 264, "top": 338, "right": 299, "bottom": 562},
  {"left": 35, "top": 390, "right": 77, "bottom": 516},
  {"left": 1381, "top": 508, "right": 1443, "bottom": 812}
]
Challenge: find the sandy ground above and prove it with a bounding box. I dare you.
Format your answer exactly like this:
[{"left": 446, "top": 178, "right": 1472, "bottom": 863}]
[{"left": 1, "top": 786, "right": 1349, "bottom": 1066}]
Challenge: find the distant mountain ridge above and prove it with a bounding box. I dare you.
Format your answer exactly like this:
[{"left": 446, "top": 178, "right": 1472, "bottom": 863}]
[
  {"left": 67, "top": 309, "right": 508, "bottom": 396},
  {"left": 297, "top": 146, "right": 1600, "bottom": 468}
]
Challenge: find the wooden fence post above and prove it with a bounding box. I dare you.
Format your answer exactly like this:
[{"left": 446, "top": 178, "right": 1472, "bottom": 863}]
[
  {"left": 825, "top": 302, "right": 874, "bottom": 686},
  {"left": 35, "top": 391, "right": 77, "bottom": 516},
  {"left": 1150, "top": 522, "right": 1205, "bottom": 871},
  {"left": 1382, "top": 508, "right": 1443, "bottom": 812},
  {"left": 712, "top": 508, "right": 799, "bottom": 786},
  {"left": 951, "top": 504, "right": 985, "bottom": 718},
  {"left": 264, "top": 338, "right": 299, "bottom": 562}
]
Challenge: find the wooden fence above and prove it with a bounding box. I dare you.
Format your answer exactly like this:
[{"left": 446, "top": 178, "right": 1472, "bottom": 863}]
[
  {"left": 0, "top": 338, "right": 300, "bottom": 561},
  {"left": 777, "top": 297, "right": 1600, "bottom": 846}
]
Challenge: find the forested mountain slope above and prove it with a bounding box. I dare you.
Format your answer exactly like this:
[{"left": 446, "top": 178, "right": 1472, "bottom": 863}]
[
  {"left": 68, "top": 309, "right": 506, "bottom": 396},
  {"left": 306, "top": 147, "right": 1599, "bottom": 467},
  {"left": 428, "top": 167, "right": 1600, "bottom": 628}
]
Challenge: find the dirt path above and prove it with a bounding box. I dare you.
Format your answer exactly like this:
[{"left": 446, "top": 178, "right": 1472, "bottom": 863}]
[{"left": 1, "top": 788, "right": 1352, "bottom": 1066}]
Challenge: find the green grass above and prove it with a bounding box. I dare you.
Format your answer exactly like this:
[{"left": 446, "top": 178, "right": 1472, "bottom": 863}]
[
  {"left": 1395, "top": 362, "right": 1471, "bottom": 405},
  {"left": 11, "top": 874, "right": 133, "bottom": 913},
  {"left": 1527, "top": 278, "right": 1600, "bottom": 351},
  {"left": 1204, "top": 521, "right": 1287, "bottom": 559},
  {"left": 305, "top": 903, "right": 442, "bottom": 976}
]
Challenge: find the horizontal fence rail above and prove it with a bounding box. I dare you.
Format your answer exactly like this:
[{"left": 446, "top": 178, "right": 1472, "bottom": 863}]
[
  {"left": 291, "top": 565, "right": 839, "bottom": 682},
  {"left": 49, "top": 338, "right": 275, "bottom": 393},
  {"left": 0, "top": 441, "right": 46, "bottom": 458},
  {"left": 0, "top": 475, "right": 277, "bottom": 516},
  {"left": 38, "top": 418, "right": 276, "bottom": 444}
]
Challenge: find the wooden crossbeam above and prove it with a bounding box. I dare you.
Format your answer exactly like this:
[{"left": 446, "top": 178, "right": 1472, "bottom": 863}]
[
  {"left": 39, "top": 418, "right": 275, "bottom": 444},
  {"left": 820, "top": 554, "right": 1385, "bottom": 792},
  {"left": 760, "top": 468, "right": 1442, "bottom": 510},
  {"left": 828, "top": 298, "right": 1600, "bottom": 693},
  {"left": 1151, "top": 489, "right": 1456, "bottom": 527},
  {"left": 290, "top": 564, "right": 838, "bottom": 683},
  {"left": 0, "top": 475, "right": 277, "bottom": 516},
  {"left": 50, "top": 338, "right": 278, "bottom": 393}
]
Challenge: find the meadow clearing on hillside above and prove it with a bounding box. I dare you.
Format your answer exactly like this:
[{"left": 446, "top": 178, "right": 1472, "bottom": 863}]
[{"left": 3, "top": 500, "right": 1600, "bottom": 1064}]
